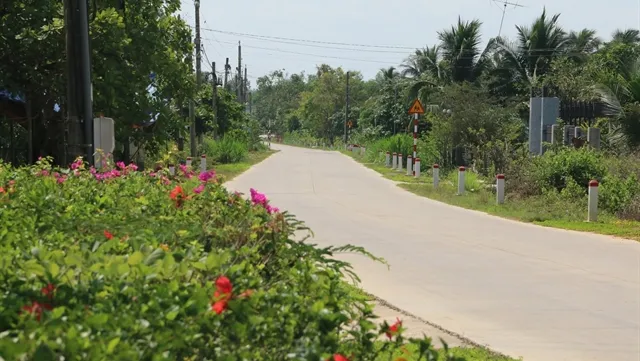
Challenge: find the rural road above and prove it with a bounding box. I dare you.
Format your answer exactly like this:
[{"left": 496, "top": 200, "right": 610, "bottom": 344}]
[{"left": 225, "top": 144, "right": 640, "bottom": 361}]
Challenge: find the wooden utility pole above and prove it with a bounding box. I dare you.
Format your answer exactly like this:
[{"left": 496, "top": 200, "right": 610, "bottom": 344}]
[
  {"left": 344, "top": 71, "right": 350, "bottom": 143},
  {"left": 212, "top": 61, "right": 218, "bottom": 138},
  {"left": 237, "top": 41, "right": 242, "bottom": 102},
  {"left": 244, "top": 65, "right": 248, "bottom": 111},
  {"left": 187, "top": 33, "right": 196, "bottom": 157},
  {"left": 224, "top": 57, "right": 230, "bottom": 89}
]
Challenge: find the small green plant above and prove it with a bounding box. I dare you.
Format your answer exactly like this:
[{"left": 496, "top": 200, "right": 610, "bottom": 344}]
[{"left": 201, "top": 135, "right": 248, "bottom": 164}]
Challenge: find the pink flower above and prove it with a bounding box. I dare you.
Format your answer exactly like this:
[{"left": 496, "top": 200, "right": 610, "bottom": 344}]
[
  {"left": 149, "top": 172, "right": 157, "bottom": 178},
  {"left": 56, "top": 176, "right": 67, "bottom": 184},
  {"left": 39, "top": 170, "right": 49, "bottom": 177},
  {"left": 194, "top": 184, "right": 205, "bottom": 194},
  {"left": 266, "top": 205, "right": 279, "bottom": 214},
  {"left": 198, "top": 170, "right": 216, "bottom": 183},
  {"left": 249, "top": 188, "right": 267, "bottom": 206},
  {"left": 90, "top": 167, "right": 97, "bottom": 175},
  {"left": 116, "top": 161, "right": 126, "bottom": 170},
  {"left": 128, "top": 164, "right": 138, "bottom": 171}
]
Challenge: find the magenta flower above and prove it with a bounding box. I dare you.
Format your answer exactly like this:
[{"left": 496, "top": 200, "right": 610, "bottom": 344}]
[
  {"left": 116, "top": 161, "right": 126, "bottom": 170},
  {"left": 56, "top": 176, "right": 67, "bottom": 184},
  {"left": 250, "top": 188, "right": 267, "bottom": 206},
  {"left": 198, "top": 170, "right": 216, "bottom": 183},
  {"left": 194, "top": 184, "right": 205, "bottom": 194},
  {"left": 128, "top": 164, "right": 138, "bottom": 171}
]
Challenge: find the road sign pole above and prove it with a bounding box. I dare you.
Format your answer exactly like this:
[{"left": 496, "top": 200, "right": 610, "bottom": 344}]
[{"left": 407, "top": 98, "right": 425, "bottom": 176}]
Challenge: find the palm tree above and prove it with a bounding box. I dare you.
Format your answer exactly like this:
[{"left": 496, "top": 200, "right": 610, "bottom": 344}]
[
  {"left": 377, "top": 66, "right": 400, "bottom": 82},
  {"left": 611, "top": 29, "right": 640, "bottom": 45},
  {"left": 567, "top": 29, "right": 601, "bottom": 55},
  {"left": 400, "top": 46, "right": 443, "bottom": 81},
  {"left": 437, "top": 17, "right": 493, "bottom": 83},
  {"left": 496, "top": 9, "right": 568, "bottom": 89}
]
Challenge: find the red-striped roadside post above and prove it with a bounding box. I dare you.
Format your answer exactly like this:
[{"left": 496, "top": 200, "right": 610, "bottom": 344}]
[
  {"left": 408, "top": 98, "right": 425, "bottom": 175},
  {"left": 414, "top": 158, "right": 421, "bottom": 177},
  {"left": 496, "top": 174, "right": 505, "bottom": 204},
  {"left": 457, "top": 166, "right": 466, "bottom": 195},
  {"left": 433, "top": 164, "right": 439, "bottom": 188},
  {"left": 168, "top": 164, "right": 175, "bottom": 176},
  {"left": 397, "top": 153, "right": 403, "bottom": 171},
  {"left": 186, "top": 157, "right": 192, "bottom": 167},
  {"left": 588, "top": 180, "right": 599, "bottom": 222},
  {"left": 392, "top": 152, "right": 397, "bottom": 169}
]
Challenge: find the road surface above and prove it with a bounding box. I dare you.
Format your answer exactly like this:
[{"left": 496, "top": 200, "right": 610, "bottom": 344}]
[{"left": 225, "top": 144, "right": 640, "bottom": 361}]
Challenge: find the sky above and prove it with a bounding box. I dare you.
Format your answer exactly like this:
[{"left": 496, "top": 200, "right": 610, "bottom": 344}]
[{"left": 180, "top": 0, "right": 639, "bottom": 87}]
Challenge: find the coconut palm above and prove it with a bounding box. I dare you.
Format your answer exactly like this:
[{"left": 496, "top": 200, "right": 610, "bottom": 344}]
[
  {"left": 377, "top": 66, "right": 400, "bottom": 83},
  {"left": 567, "top": 29, "right": 601, "bottom": 54},
  {"left": 400, "top": 46, "right": 443, "bottom": 81},
  {"left": 437, "top": 17, "right": 494, "bottom": 83},
  {"left": 495, "top": 9, "right": 568, "bottom": 89},
  {"left": 611, "top": 29, "right": 640, "bottom": 45}
]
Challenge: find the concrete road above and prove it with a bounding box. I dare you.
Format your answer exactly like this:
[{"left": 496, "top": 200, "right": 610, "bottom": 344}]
[{"left": 225, "top": 144, "right": 640, "bottom": 361}]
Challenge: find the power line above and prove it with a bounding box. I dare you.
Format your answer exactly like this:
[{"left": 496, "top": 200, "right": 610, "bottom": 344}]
[{"left": 200, "top": 27, "right": 418, "bottom": 50}]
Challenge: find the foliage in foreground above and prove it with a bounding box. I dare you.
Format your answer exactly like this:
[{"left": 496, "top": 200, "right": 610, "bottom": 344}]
[{"left": 0, "top": 158, "right": 469, "bottom": 360}]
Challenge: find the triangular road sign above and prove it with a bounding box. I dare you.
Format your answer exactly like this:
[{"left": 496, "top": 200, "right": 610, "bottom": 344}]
[{"left": 408, "top": 98, "right": 425, "bottom": 114}]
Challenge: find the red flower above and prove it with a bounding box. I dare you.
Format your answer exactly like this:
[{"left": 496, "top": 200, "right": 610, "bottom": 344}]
[
  {"left": 215, "top": 276, "right": 233, "bottom": 295},
  {"left": 104, "top": 230, "right": 114, "bottom": 240},
  {"left": 329, "top": 354, "right": 349, "bottom": 361},
  {"left": 21, "top": 301, "right": 53, "bottom": 321},
  {"left": 386, "top": 318, "right": 402, "bottom": 339},
  {"left": 211, "top": 300, "right": 227, "bottom": 315},
  {"left": 170, "top": 185, "right": 185, "bottom": 207},
  {"left": 0, "top": 187, "right": 4, "bottom": 193},
  {"left": 41, "top": 283, "right": 55, "bottom": 299}
]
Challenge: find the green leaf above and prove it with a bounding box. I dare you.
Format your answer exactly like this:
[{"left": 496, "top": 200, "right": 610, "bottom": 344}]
[
  {"left": 144, "top": 249, "right": 165, "bottom": 265},
  {"left": 87, "top": 313, "right": 109, "bottom": 327},
  {"left": 165, "top": 306, "right": 180, "bottom": 321},
  {"left": 128, "top": 251, "right": 143, "bottom": 266},
  {"left": 33, "top": 344, "right": 55, "bottom": 361},
  {"left": 23, "top": 260, "right": 45, "bottom": 277},
  {"left": 107, "top": 337, "right": 120, "bottom": 354},
  {"left": 47, "top": 262, "right": 60, "bottom": 278},
  {"left": 51, "top": 306, "right": 66, "bottom": 319}
]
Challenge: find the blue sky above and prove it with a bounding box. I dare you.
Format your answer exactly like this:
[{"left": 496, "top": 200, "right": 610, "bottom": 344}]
[{"left": 181, "top": 0, "right": 639, "bottom": 86}]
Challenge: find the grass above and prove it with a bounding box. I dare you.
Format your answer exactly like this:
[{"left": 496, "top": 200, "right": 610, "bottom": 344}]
[
  {"left": 215, "top": 149, "right": 277, "bottom": 181},
  {"left": 345, "top": 151, "right": 640, "bottom": 241},
  {"left": 374, "top": 342, "right": 520, "bottom": 361}
]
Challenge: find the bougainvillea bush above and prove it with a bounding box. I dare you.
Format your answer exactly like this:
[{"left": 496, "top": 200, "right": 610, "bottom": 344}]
[{"left": 0, "top": 158, "right": 463, "bottom": 361}]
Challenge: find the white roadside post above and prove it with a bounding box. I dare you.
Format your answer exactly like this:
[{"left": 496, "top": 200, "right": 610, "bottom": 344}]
[
  {"left": 385, "top": 152, "right": 391, "bottom": 167},
  {"left": 200, "top": 154, "right": 207, "bottom": 173},
  {"left": 406, "top": 156, "right": 413, "bottom": 175},
  {"left": 408, "top": 98, "right": 424, "bottom": 175},
  {"left": 186, "top": 157, "right": 192, "bottom": 167},
  {"left": 397, "top": 153, "right": 403, "bottom": 171},
  {"left": 168, "top": 164, "right": 175, "bottom": 176},
  {"left": 392, "top": 152, "right": 397, "bottom": 169},
  {"left": 588, "top": 180, "right": 599, "bottom": 222},
  {"left": 457, "top": 166, "right": 466, "bottom": 195},
  {"left": 496, "top": 174, "right": 505, "bottom": 204},
  {"left": 414, "top": 158, "right": 421, "bottom": 178},
  {"left": 433, "top": 164, "right": 440, "bottom": 188}
]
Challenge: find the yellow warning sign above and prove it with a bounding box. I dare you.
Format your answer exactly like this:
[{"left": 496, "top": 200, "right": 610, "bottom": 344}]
[{"left": 407, "top": 98, "right": 425, "bottom": 115}]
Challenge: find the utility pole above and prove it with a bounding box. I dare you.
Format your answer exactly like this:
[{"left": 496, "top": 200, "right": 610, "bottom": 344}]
[
  {"left": 344, "top": 71, "right": 350, "bottom": 144},
  {"left": 64, "top": 0, "right": 94, "bottom": 165},
  {"left": 394, "top": 84, "right": 398, "bottom": 135},
  {"left": 237, "top": 41, "right": 242, "bottom": 102},
  {"left": 187, "top": 34, "right": 196, "bottom": 157},
  {"left": 224, "top": 58, "right": 230, "bottom": 89},
  {"left": 212, "top": 62, "right": 218, "bottom": 138},
  {"left": 190, "top": 0, "right": 201, "bottom": 156},
  {"left": 244, "top": 65, "right": 248, "bottom": 111}
]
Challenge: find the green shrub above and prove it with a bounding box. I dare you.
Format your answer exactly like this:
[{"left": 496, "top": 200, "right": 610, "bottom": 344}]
[
  {"left": 600, "top": 175, "right": 640, "bottom": 214},
  {"left": 531, "top": 147, "right": 607, "bottom": 192},
  {"left": 0, "top": 158, "right": 463, "bottom": 360},
  {"left": 201, "top": 135, "right": 248, "bottom": 164}
]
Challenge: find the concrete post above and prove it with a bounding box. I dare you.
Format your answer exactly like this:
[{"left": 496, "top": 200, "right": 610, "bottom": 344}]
[
  {"left": 385, "top": 152, "right": 391, "bottom": 167},
  {"left": 563, "top": 125, "right": 575, "bottom": 145},
  {"left": 406, "top": 156, "right": 412, "bottom": 175},
  {"left": 392, "top": 152, "right": 397, "bottom": 169},
  {"left": 168, "top": 164, "right": 175, "bottom": 176},
  {"left": 588, "top": 180, "right": 599, "bottom": 222},
  {"left": 457, "top": 166, "right": 466, "bottom": 195},
  {"left": 186, "top": 157, "right": 192, "bottom": 168},
  {"left": 551, "top": 124, "right": 561, "bottom": 145},
  {"left": 414, "top": 158, "right": 421, "bottom": 178},
  {"left": 361, "top": 147, "right": 366, "bottom": 156},
  {"left": 575, "top": 126, "right": 584, "bottom": 139},
  {"left": 200, "top": 154, "right": 207, "bottom": 172},
  {"left": 433, "top": 164, "right": 439, "bottom": 188},
  {"left": 587, "top": 128, "right": 601, "bottom": 150},
  {"left": 397, "top": 153, "right": 403, "bottom": 171},
  {"left": 496, "top": 174, "right": 505, "bottom": 204}
]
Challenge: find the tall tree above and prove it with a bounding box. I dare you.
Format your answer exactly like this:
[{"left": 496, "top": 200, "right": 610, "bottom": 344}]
[{"left": 438, "top": 18, "right": 493, "bottom": 83}]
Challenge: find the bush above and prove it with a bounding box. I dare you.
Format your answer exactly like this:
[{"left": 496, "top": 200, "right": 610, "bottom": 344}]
[
  {"left": 600, "top": 175, "right": 640, "bottom": 214},
  {"left": 201, "top": 135, "right": 248, "bottom": 164},
  {"left": 0, "top": 158, "right": 462, "bottom": 360},
  {"left": 530, "top": 147, "right": 607, "bottom": 192}
]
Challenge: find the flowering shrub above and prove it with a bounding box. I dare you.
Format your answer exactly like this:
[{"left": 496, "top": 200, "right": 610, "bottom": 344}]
[{"left": 0, "top": 158, "right": 465, "bottom": 360}]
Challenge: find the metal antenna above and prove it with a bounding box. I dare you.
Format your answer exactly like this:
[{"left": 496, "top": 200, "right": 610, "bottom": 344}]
[{"left": 493, "top": 0, "right": 525, "bottom": 37}]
